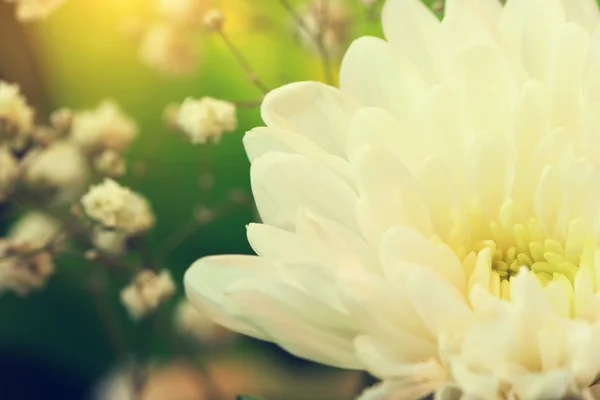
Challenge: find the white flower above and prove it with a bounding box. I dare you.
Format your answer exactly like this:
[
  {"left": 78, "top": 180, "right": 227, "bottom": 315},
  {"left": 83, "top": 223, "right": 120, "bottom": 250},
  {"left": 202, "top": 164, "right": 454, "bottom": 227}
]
[
  {"left": 9, "top": 212, "right": 62, "bottom": 250},
  {"left": 7, "top": 0, "right": 66, "bottom": 21},
  {"left": 0, "top": 240, "right": 54, "bottom": 296},
  {"left": 176, "top": 97, "right": 237, "bottom": 144},
  {"left": 93, "top": 150, "right": 126, "bottom": 178},
  {"left": 0, "top": 81, "right": 34, "bottom": 138},
  {"left": 81, "top": 179, "right": 154, "bottom": 235},
  {"left": 175, "top": 299, "right": 230, "bottom": 344},
  {"left": 139, "top": 23, "right": 198, "bottom": 76},
  {"left": 120, "top": 269, "right": 175, "bottom": 320},
  {"left": 157, "top": 0, "right": 207, "bottom": 27},
  {"left": 185, "top": 0, "right": 600, "bottom": 398},
  {"left": 0, "top": 145, "right": 19, "bottom": 201},
  {"left": 202, "top": 8, "right": 224, "bottom": 31},
  {"left": 91, "top": 227, "right": 126, "bottom": 256},
  {"left": 70, "top": 101, "right": 138, "bottom": 154},
  {"left": 23, "top": 141, "right": 87, "bottom": 192}
]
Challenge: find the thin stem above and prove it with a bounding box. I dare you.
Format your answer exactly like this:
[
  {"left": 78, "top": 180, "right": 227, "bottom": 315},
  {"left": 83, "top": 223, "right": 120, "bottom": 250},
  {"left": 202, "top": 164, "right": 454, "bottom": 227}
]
[
  {"left": 276, "top": 0, "right": 335, "bottom": 85},
  {"left": 216, "top": 30, "right": 270, "bottom": 95}
]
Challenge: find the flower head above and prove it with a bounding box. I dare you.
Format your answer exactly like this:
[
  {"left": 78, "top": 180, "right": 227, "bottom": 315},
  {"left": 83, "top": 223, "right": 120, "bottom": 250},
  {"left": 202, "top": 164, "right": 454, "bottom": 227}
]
[
  {"left": 185, "top": 0, "right": 600, "bottom": 398},
  {"left": 176, "top": 97, "right": 237, "bottom": 144},
  {"left": 70, "top": 100, "right": 138, "bottom": 154},
  {"left": 120, "top": 269, "right": 175, "bottom": 320},
  {"left": 0, "top": 145, "right": 19, "bottom": 201},
  {"left": 0, "top": 240, "right": 54, "bottom": 296},
  {"left": 139, "top": 23, "right": 198, "bottom": 76},
  {"left": 9, "top": 212, "right": 62, "bottom": 251},
  {"left": 81, "top": 179, "right": 154, "bottom": 235},
  {"left": 0, "top": 81, "right": 34, "bottom": 139}
]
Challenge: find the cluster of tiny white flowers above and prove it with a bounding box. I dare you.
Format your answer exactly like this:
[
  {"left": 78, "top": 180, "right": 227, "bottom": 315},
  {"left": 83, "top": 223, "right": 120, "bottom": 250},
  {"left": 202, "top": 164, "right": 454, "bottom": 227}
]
[
  {"left": 0, "top": 81, "right": 34, "bottom": 141},
  {"left": 174, "top": 97, "right": 238, "bottom": 144},
  {"left": 93, "top": 150, "right": 126, "bottom": 179},
  {"left": 120, "top": 269, "right": 175, "bottom": 320},
  {"left": 6, "top": 0, "right": 67, "bottom": 22},
  {"left": 0, "top": 145, "right": 19, "bottom": 201},
  {"left": 0, "top": 212, "right": 62, "bottom": 296},
  {"left": 138, "top": 23, "right": 198, "bottom": 76},
  {"left": 81, "top": 178, "right": 155, "bottom": 236},
  {"left": 70, "top": 101, "right": 138, "bottom": 154}
]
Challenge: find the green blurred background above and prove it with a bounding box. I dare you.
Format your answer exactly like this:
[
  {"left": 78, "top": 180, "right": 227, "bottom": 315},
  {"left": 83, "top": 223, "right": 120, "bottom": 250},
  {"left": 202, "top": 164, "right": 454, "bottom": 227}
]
[{"left": 0, "top": 0, "right": 442, "bottom": 398}]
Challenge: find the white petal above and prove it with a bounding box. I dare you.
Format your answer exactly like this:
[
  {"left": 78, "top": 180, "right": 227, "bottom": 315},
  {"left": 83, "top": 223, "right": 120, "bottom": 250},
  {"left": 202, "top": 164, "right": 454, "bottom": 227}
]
[
  {"left": 260, "top": 82, "right": 359, "bottom": 157},
  {"left": 380, "top": 226, "right": 466, "bottom": 293},
  {"left": 509, "top": 369, "right": 572, "bottom": 400},
  {"left": 449, "top": 360, "right": 499, "bottom": 399},
  {"left": 339, "top": 37, "right": 428, "bottom": 120},
  {"left": 225, "top": 277, "right": 361, "bottom": 369},
  {"left": 250, "top": 152, "right": 358, "bottom": 231},
  {"left": 560, "top": 0, "right": 600, "bottom": 34},
  {"left": 381, "top": 0, "right": 440, "bottom": 83},
  {"left": 358, "top": 379, "right": 441, "bottom": 400},
  {"left": 184, "top": 255, "right": 272, "bottom": 339},
  {"left": 243, "top": 127, "right": 354, "bottom": 187},
  {"left": 246, "top": 223, "right": 310, "bottom": 263}
]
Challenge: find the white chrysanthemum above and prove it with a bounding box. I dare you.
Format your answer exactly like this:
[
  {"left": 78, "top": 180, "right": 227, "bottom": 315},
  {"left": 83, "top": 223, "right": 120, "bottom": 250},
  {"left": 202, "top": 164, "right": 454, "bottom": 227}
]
[
  {"left": 176, "top": 97, "right": 237, "bottom": 144},
  {"left": 139, "top": 23, "right": 198, "bottom": 76},
  {"left": 0, "top": 81, "right": 34, "bottom": 137},
  {"left": 23, "top": 141, "right": 87, "bottom": 192},
  {"left": 120, "top": 269, "right": 175, "bottom": 320},
  {"left": 175, "top": 299, "right": 230, "bottom": 344},
  {"left": 9, "top": 212, "right": 61, "bottom": 250},
  {"left": 7, "top": 0, "right": 66, "bottom": 21},
  {"left": 81, "top": 179, "right": 154, "bottom": 235},
  {"left": 157, "top": 0, "right": 207, "bottom": 27},
  {"left": 185, "top": 0, "right": 600, "bottom": 398},
  {"left": 0, "top": 145, "right": 19, "bottom": 201},
  {"left": 70, "top": 101, "right": 138, "bottom": 154}
]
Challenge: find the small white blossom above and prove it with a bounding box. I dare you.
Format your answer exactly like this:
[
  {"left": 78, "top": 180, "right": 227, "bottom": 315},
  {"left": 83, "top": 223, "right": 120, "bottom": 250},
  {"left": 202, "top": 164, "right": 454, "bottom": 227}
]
[
  {"left": 93, "top": 150, "right": 126, "bottom": 178},
  {"left": 176, "top": 97, "right": 237, "bottom": 144},
  {"left": 50, "top": 107, "right": 73, "bottom": 136},
  {"left": 120, "top": 269, "right": 175, "bottom": 320},
  {"left": 202, "top": 8, "right": 224, "bottom": 31},
  {"left": 81, "top": 179, "right": 154, "bottom": 235},
  {"left": 139, "top": 23, "right": 198, "bottom": 76},
  {"left": 297, "top": 1, "right": 350, "bottom": 55},
  {"left": 70, "top": 101, "right": 138, "bottom": 154},
  {"left": 175, "top": 299, "right": 230, "bottom": 344},
  {"left": 9, "top": 212, "right": 62, "bottom": 250},
  {"left": 0, "top": 81, "right": 34, "bottom": 139},
  {"left": 23, "top": 141, "right": 88, "bottom": 193},
  {"left": 0, "top": 145, "right": 19, "bottom": 201},
  {"left": 157, "top": 0, "right": 207, "bottom": 27},
  {"left": 6, "top": 0, "right": 67, "bottom": 21},
  {"left": 92, "top": 227, "right": 127, "bottom": 256},
  {"left": 0, "top": 240, "right": 54, "bottom": 296}
]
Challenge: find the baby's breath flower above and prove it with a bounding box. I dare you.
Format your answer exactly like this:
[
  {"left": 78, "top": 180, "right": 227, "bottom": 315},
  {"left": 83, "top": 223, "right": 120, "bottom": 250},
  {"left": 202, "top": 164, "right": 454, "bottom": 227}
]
[
  {"left": 176, "top": 97, "right": 237, "bottom": 144},
  {"left": 202, "top": 8, "right": 224, "bottom": 31},
  {"left": 0, "top": 81, "right": 34, "bottom": 140},
  {"left": 0, "top": 145, "right": 19, "bottom": 201},
  {"left": 91, "top": 227, "right": 127, "bottom": 256},
  {"left": 7, "top": 0, "right": 67, "bottom": 21},
  {"left": 0, "top": 240, "right": 54, "bottom": 296},
  {"left": 81, "top": 179, "right": 154, "bottom": 235},
  {"left": 175, "top": 299, "right": 231, "bottom": 344},
  {"left": 157, "top": 0, "right": 207, "bottom": 27},
  {"left": 93, "top": 150, "right": 126, "bottom": 178},
  {"left": 120, "top": 269, "right": 175, "bottom": 320},
  {"left": 70, "top": 101, "right": 138, "bottom": 154},
  {"left": 23, "top": 141, "right": 87, "bottom": 193},
  {"left": 297, "top": 1, "right": 350, "bottom": 55},
  {"left": 9, "top": 212, "right": 62, "bottom": 250},
  {"left": 139, "top": 23, "right": 198, "bottom": 76},
  {"left": 50, "top": 107, "right": 73, "bottom": 136}
]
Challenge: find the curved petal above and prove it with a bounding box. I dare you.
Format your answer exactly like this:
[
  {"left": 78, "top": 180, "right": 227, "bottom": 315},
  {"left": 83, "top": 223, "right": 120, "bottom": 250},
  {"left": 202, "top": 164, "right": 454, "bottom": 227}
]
[
  {"left": 184, "top": 255, "right": 272, "bottom": 339},
  {"left": 250, "top": 152, "right": 358, "bottom": 231},
  {"left": 260, "top": 82, "right": 359, "bottom": 157}
]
